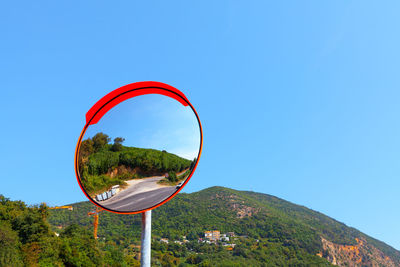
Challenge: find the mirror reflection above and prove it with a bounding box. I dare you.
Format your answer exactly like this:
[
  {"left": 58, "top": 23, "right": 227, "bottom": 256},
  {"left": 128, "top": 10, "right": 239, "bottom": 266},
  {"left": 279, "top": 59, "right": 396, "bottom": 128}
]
[{"left": 78, "top": 94, "right": 201, "bottom": 212}]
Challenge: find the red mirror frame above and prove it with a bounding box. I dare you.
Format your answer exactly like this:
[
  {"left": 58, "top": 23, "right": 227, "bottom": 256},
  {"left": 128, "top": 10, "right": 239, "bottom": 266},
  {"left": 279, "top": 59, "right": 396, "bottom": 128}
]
[{"left": 74, "top": 81, "right": 203, "bottom": 214}]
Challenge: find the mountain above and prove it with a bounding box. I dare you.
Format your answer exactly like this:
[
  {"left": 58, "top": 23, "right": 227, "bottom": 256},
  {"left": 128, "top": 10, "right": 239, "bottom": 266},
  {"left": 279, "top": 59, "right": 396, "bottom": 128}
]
[{"left": 47, "top": 186, "right": 400, "bottom": 266}]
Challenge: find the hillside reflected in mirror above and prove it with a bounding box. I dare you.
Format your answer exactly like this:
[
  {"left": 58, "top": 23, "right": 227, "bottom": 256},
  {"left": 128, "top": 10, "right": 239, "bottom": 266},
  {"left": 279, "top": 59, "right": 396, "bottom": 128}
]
[{"left": 77, "top": 94, "right": 201, "bottom": 212}]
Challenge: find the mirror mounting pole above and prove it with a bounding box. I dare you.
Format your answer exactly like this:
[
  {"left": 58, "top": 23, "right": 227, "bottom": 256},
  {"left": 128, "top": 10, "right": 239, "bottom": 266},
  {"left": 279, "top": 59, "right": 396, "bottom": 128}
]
[{"left": 140, "top": 210, "right": 151, "bottom": 267}]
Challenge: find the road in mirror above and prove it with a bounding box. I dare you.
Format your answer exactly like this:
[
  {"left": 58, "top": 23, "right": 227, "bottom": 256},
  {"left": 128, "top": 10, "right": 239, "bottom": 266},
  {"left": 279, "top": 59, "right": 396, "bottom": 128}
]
[{"left": 78, "top": 94, "right": 200, "bottom": 212}]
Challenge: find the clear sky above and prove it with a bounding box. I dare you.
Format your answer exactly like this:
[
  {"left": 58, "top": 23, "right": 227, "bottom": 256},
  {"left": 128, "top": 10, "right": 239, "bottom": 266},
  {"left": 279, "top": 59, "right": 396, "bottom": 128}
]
[{"left": 0, "top": 1, "right": 399, "bottom": 250}]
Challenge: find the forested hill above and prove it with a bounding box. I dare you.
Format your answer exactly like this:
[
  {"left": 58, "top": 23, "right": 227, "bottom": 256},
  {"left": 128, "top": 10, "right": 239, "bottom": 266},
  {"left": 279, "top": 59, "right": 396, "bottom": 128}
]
[
  {"left": 79, "top": 132, "right": 195, "bottom": 195},
  {"left": 47, "top": 187, "right": 400, "bottom": 266},
  {"left": 0, "top": 195, "right": 127, "bottom": 266}
]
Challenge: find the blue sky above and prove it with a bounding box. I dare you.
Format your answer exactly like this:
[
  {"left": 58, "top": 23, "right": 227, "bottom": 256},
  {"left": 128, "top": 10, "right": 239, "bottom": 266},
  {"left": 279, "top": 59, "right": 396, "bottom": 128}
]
[
  {"left": 84, "top": 94, "right": 200, "bottom": 160},
  {"left": 0, "top": 1, "right": 399, "bottom": 250}
]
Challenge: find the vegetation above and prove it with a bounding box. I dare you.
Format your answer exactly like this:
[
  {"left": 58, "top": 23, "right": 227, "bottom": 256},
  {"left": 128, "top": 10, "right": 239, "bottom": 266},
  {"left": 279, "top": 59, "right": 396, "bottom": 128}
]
[
  {"left": 46, "top": 187, "right": 400, "bottom": 266},
  {"left": 79, "top": 133, "right": 194, "bottom": 195},
  {"left": 2, "top": 187, "right": 399, "bottom": 266},
  {"left": 158, "top": 169, "right": 192, "bottom": 186},
  {"left": 0, "top": 195, "right": 131, "bottom": 266}
]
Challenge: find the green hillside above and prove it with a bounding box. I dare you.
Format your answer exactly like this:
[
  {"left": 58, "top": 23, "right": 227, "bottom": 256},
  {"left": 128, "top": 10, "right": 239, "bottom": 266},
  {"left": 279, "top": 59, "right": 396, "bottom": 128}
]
[
  {"left": 0, "top": 195, "right": 129, "bottom": 267},
  {"left": 47, "top": 187, "right": 400, "bottom": 266},
  {"left": 79, "top": 133, "right": 194, "bottom": 195}
]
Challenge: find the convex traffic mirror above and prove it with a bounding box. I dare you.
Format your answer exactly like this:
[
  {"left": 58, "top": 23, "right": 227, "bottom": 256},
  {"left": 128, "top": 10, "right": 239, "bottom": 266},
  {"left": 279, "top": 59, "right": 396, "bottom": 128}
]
[{"left": 75, "top": 82, "right": 202, "bottom": 213}]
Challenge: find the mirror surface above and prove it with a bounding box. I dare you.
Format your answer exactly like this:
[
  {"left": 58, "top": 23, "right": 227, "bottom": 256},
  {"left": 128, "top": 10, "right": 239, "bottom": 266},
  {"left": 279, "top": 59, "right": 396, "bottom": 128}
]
[{"left": 78, "top": 94, "right": 201, "bottom": 212}]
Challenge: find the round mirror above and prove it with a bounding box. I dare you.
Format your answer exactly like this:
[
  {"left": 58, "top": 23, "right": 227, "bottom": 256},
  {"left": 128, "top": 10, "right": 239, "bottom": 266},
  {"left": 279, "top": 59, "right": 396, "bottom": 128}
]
[{"left": 75, "top": 82, "right": 202, "bottom": 214}]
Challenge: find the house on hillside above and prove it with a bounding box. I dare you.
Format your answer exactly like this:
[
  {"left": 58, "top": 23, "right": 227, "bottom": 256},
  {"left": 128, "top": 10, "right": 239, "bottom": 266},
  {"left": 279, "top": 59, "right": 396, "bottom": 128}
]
[
  {"left": 220, "top": 233, "right": 229, "bottom": 242},
  {"left": 204, "top": 230, "right": 220, "bottom": 242}
]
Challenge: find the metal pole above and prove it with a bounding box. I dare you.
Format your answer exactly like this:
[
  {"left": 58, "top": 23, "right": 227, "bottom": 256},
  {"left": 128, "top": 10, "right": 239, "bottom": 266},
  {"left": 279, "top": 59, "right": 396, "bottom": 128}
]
[{"left": 140, "top": 210, "right": 151, "bottom": 267}]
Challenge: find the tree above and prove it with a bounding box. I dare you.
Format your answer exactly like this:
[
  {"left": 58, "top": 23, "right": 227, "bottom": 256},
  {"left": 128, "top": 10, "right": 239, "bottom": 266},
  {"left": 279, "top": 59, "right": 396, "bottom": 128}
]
[
  {"left": 80, "top": 138, "right": 94, "bottom": 157},
  {"left": 167, "top": 171, "right": 177, "bottom": 182},
  {"left": 190, "top": 158, "right": 197, "bottom": 170},
  {"left": 92, "top": 132, "right": 110, "bottom": 152},
  {"left": 59, "top": 224, "right": 102, "bottom": 266},
  {"left": 187, "top": 231, "right": 199, "bottom": 241},
  {"left": 0, "top": 222, "right": 23, "bottom": 266},
  {"left": 111, "top": 137, "right": 125, "bottom": 152},
  {"left": 160, "top": 252, "right": 179, "bottom": 267}
]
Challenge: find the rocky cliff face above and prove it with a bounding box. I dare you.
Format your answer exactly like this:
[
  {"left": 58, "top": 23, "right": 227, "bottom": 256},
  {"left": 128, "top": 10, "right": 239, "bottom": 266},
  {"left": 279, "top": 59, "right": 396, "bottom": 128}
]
[{"left": 319, "top": 237, "right": 397, "bottom": 267}]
